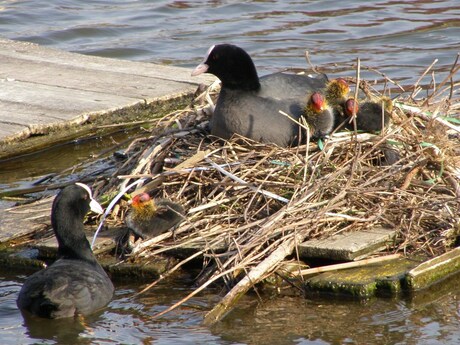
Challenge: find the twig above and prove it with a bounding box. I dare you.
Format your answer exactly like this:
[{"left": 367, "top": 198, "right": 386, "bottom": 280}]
[
  {"left": 410, "top": 59, "right": 438, "bottom": 100},
  {"left": 293, "top": 253, "right": 402, "bottom": 276}
]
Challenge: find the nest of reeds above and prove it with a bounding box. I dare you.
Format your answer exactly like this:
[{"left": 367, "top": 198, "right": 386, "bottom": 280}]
[{"left": 93, "top": 59, "right": 460, "bottom": 308}]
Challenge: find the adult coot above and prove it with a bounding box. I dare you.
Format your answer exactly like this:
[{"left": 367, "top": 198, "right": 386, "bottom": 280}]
[
  {"left": 191, "top": 44, "right": 328, "bottom": 146},
  {"left": 17, "top": 183, "right": 114, "bottom": 319},
  {"left": 301, "top": 92, "right": 334, "bottom": 138},
  {"left": 125, "top": 193, "right": 185, "bottom": 239}
]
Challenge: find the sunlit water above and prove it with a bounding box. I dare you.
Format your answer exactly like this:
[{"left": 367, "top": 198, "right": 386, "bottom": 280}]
[
  {"left": 2, "top": 266, "right": 460, "bottom": 345},
  {"left": 0, "top": 0, "right": 459, "bottom": 82},
  {"left": 1, "top": 1, "right": 460, "bottom": 344}
]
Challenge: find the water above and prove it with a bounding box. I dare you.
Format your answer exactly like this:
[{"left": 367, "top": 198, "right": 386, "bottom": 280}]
[
  {"left": 2, "top": 266, "right": 460, "bottom": 344},
  {"left": 1, "top": 0, "right": 460, "bottom": 344},
  {"left": 0, "top": 0, "right": 459, "bottom": 83}
]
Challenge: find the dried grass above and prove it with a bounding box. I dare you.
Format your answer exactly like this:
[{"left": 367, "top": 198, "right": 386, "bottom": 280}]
[{"left": 93, "top": 58, "right": 460, "bottom": 317}]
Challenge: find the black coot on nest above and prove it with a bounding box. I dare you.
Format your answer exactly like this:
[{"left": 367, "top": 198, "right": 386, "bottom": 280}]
[{"left": 192, "top": 43, "right": 329, "bottom": 146}]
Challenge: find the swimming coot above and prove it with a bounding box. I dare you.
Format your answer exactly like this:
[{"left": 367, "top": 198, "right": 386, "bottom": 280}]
[
  {"left": 125, "top": 193, "right": 185, "bottom": 239},
  {"left": 301, "top": 92, "right": 334, "bottom": 139},
  {"left": 17, "top": 183, "right": 114, "bottom": 319},
  {"left": 191, "top": 44, "right": 328, "bottom": 146}
]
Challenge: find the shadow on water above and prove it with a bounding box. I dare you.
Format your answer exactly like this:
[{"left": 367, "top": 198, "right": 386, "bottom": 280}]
[{"left": 0, "top": 127, "right": 145, "bottom": 205}]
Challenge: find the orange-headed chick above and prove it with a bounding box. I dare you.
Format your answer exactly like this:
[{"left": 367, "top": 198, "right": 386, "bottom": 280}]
[
  {"left": 326, "top": 78, "right": 350, "bottom": 121},
  {"left": 302, "top": 92, "right": 335, "bottom": 139},
  {"left": 125, "top": 193, "right": 185, "bottom": 239},
  {"left": 344, "top": 97, "right": 391, "bottom": 132},
  {"left": 326, "top": 78, "right": 350, "bottom": 107}
]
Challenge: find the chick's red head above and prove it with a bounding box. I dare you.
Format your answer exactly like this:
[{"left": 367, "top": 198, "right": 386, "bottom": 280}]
[
  {"left": 336, "top": 78, "right": 349, "bottom": 93},
  {"left": 310, "top": 92, "right": 326, "bottom": 112},
  {"left": 345, "top": 99, "right": 359, "bottom": 117},
  {"left": 131, "top": 193, "right": 151, "bottom": 207}
]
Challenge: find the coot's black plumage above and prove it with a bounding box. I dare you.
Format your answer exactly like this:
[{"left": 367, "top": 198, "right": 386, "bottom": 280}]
[
  {"left": 192, "top": 44, "right": 328, "bottom": 146},
  {"left": 17, "top": 183, "right": 114, "bottom": 319}
]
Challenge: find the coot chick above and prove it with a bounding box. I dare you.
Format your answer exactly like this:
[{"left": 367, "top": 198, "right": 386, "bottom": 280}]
[
  {"left": 301, "top": 92, "right": 334, "bottom": 139},
  {"left": 125, "top": 193, "right": 185, "bottom": 239},
  {"left": 17, "top": 183, "right": 113, "bottom": 319},
  {"left": 344, "top": 98, "right": 391, "bottom": 132},
  {"left": 191, "top": 44, "right": 328, "bottom": 146},
  {"left": 325, "top": 78, "right": 350, "bottom": 129}
]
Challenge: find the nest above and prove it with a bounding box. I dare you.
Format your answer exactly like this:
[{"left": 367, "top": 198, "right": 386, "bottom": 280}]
[{"left": 93, "top": 59, "right": 460, "bottom": 319}]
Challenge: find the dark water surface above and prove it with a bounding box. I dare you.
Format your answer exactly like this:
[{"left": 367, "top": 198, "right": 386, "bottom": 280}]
[{"left": 1, "top": 1, "right": 460, "bottom": 344}]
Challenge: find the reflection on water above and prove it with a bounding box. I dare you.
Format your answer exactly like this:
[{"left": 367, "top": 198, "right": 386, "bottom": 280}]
[
  {"left": 2, "top": 267, "right": 460, "bottom": 344},
  {"left": 0, "top": 0, "right": 458, "bottom": 83}
]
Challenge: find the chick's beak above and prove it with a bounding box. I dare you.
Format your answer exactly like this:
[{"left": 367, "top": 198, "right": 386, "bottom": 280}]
[
  {"left": 89, "top": 199, "right": 104, "bottom": 215},
  {"left": 191, "top": 63, "right": 209, "bottom": 76}
]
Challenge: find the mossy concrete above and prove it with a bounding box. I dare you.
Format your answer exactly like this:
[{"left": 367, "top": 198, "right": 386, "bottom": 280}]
[
  {"left": 406, "top": 247, "right": 460, "bottom": 290},
  {"left": 305, "top": 247, "right": 460, "bottom": 298},
  {"left": 305, "top": 258, "right": 420, "bottom": 298}
]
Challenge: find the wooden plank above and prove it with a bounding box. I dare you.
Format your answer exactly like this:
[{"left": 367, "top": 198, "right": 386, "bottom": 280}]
[
  {"left": 0, "top": 38, "right": 213, "bottom": 86},
  {"left": 298, "top": 227, "right": 397, "bottom": 261},
  {"left": 0, "top": 197, "right": 53, "bottom": 242},
  {"left": 0, "top": 80, "right": 139, "bottom": 119},
  {"left": 406, "top": 247, "right": 460, "bottom": 290},
  {"left": 0, "top": 55, "right": 200, "bottom": 100},
  {"left": 0, "top": 196, "right": 118, "bottom": 257},
  {"left": 34, "top": 231, "right": 116, "bottom": 258},
  {"left": 0, "top": 38, "right": 214, "bottom": 147},
  {"left": 0, "top": 122, "right": 28, "bottom": 137}
]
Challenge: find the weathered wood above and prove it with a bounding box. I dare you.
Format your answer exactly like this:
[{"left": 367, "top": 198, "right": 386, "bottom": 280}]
[
  {"left": 294, "top": 253, "right": 402, "bottom": 276},
  {"left": 0, "top": 197, "right": 53, "bottom": 243},
  {"left": 406, "top": 247, "right": 460, "bottom": 290},
  {"left": 0, "top": 38, "right": 214, "bottom": 148},
  {"left": 298, "top": 227, "right": 397, "bottom": 261}
]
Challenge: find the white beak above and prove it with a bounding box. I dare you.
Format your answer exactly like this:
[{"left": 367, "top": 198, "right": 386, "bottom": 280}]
[
  {"left": 89, "top": 198, "right": 104, "bottom": 215},
  {"left": 191, "top": 63, "right": 209, "bottom": 76}
]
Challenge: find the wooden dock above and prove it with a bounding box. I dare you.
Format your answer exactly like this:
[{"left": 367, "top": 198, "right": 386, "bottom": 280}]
[{"left": 0, "top": 38, "right": 213, "bottom": 156}]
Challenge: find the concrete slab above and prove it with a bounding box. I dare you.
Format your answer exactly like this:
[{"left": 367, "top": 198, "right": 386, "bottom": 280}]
[
  {"left": 304, "top": 258, "right": 418, "bottom": 298},
  {"left": 298, "top": 227, "right": 397, "bottom": 261}
]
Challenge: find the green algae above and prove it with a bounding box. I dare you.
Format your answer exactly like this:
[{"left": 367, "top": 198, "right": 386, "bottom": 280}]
[
  {"left": 305, "top": 258, "right": 419, "bottom": 298},
  {"left": 405, "top": 247, "right": 460, "bottom": 290}
]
